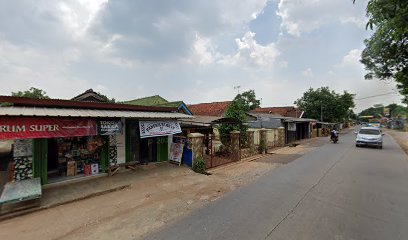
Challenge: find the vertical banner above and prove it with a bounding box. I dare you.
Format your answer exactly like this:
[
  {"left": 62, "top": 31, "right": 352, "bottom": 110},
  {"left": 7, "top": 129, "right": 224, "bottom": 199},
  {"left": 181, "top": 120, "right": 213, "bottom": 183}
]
[{"left": 169, "top": 142, "right": 184, "bottom": 165}]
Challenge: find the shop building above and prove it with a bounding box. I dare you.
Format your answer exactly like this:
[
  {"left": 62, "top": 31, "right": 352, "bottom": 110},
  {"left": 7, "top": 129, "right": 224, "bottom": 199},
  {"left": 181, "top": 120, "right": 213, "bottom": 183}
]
[
  {"left": 0, "top": 96, "right": 192, "bottom": 187},
  {"left": 247, "top": 113, "right": 317, "bottom": 145}
]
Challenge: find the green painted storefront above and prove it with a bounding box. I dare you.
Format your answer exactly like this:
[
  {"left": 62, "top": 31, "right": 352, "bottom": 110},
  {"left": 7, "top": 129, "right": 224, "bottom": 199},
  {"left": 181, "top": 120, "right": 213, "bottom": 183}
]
[
  {"left": 125, "top": 119, "right": 168, "bottom": 163},
  {"left": 32, "top": 119, "right": 169, "bottom": 185}
]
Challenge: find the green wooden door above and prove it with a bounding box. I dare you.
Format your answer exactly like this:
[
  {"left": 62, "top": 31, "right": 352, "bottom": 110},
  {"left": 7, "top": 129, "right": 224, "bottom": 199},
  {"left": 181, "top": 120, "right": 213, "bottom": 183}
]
[
  {"left": 33, "top": 139, "right": 48, "bottom": 185},
  {"left": 101, "top": 136, "right": 109, "bottom": 173},
  {"left": 156, "top": 137, "right": 168, "bottom": 162}
]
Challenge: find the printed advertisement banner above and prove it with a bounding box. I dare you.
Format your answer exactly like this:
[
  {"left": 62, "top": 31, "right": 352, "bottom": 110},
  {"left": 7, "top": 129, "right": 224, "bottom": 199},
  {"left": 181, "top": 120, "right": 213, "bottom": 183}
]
[
  {"left": 139, "top": 121, "right": 182, "bottom": 138},
  {"left": 98, "top": 120, "right": 122, "bottom": 135},
  {"left": 169, "top": 142, "right": 184, "bottom": 163},
  {"left": 0, "top": 117, "right": 97, "bottom": 140}
]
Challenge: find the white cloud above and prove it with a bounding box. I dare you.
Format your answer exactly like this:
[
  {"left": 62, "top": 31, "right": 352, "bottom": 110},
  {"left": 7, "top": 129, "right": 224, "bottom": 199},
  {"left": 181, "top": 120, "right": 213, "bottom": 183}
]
[
  {"left": 329, "top": 49, "right": 402, "bottom": 111},
  {"left": 218, "top": 32, "right": 280, "bottom": 68},
  {"left": 340, "top": 17, "right": 366, "bottom": 28},
  {"left": 302, "top": 68, "right": 313, "bottom": 77},
  {"left": 58, "top": 0, "right": 108, "bottom": 39},
  {"left": 0, "top": 39, "right": 88, "bottom": 98},
  {"left": 0, "top": 0, "right": 400, "bottom": 113},
  {"left": 277, "top": 0, "right": 368, "bottom": 36},
  {"left": 192, "top": 31, "right": 280, "bottom": 68},
  {"left": 192, "top": 34, "right": 217, "bottom": 65},
  {"left": 336, "top": 49, "right": 363, "bottom": 69}
]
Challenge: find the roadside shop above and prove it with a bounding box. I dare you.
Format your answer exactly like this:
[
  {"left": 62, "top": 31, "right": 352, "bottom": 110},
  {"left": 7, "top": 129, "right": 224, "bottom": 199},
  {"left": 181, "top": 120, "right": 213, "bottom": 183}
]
[{"left": 0, "top": 96, "right": 191, "bottom": 186}]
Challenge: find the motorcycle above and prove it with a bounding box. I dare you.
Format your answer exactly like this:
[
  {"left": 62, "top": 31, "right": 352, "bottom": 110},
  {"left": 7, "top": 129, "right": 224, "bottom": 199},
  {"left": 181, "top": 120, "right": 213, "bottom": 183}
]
[{"left": 330, "top": 133, "right": 339, "bottom": 143}]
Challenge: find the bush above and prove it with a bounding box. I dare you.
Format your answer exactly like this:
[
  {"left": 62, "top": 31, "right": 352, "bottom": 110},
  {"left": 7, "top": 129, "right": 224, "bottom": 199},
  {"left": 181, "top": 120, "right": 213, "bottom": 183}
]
[{"left": 192, "top": 156, "right": 206, "bottom": 174}]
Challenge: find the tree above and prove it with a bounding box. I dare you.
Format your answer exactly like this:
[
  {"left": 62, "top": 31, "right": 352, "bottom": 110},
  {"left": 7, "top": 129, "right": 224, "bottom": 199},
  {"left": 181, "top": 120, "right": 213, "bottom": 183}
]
[
  {"left": 387, "top": 103, "right": 406, "bottom": 117},
  {"left": 294, "top": 87, "right": 355, "bottom": 123},
  {"left": 218, "top": 90, "right": 261, "bottom": 146},
  {"left": 96, "top": 92, "right": 115, "bottom": 103},
  {"left": 355, "top": 0, "right": 408, "bottom": 103},
  {"left": 360, "top": 103, "right": 407, "bottom": 118},
  {"left": 233, "top": 90, "right": 261, "bottom": 112},
  {"left": 11, "top": 87, "right": 49, "bottom": 99},
  {"left": 359, "top": 107, "right": 383, "bottom": 118}
]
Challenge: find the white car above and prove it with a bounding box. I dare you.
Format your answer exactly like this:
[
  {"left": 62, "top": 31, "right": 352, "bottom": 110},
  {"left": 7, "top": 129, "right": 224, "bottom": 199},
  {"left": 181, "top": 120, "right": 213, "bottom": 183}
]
[{"left": 355, "top": 127, "right": 384, "bottom": 149}]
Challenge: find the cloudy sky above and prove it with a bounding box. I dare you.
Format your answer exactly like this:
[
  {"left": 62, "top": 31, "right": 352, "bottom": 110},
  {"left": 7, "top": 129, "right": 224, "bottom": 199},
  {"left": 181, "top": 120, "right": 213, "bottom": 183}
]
[{"left": 0, "top": 0, "right": 403, "bottom": 112}]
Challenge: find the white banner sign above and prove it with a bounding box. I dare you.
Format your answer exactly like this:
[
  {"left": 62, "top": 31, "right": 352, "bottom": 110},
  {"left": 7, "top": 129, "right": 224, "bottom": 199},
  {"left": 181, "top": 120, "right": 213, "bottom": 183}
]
[{"left": 139, "top": 121, "right": 182, "bottom": 138}]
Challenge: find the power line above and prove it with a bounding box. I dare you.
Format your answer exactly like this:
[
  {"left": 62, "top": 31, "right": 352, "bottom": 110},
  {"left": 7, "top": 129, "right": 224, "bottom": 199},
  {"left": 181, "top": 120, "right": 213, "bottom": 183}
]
[{"left": 355, "top": 92, "right": 397, "bottom": 100}]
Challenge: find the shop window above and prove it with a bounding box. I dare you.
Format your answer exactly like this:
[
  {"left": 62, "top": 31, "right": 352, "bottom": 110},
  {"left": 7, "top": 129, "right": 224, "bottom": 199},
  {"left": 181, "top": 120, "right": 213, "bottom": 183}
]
[{"left": 47, "top": 136, "right": 106, "bottom": 183}]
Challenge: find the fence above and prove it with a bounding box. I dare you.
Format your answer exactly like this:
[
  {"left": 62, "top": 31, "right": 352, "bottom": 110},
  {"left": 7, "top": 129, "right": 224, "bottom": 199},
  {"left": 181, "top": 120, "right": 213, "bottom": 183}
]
[
  {"left": 249, "top": 128, "right": 280, "bottom": 149},
  {"left": 204, "top": 130, "right": 240, "bottom": 169},
  {"left": 197, "top": 127, "right": 285, "bottom": 169}
]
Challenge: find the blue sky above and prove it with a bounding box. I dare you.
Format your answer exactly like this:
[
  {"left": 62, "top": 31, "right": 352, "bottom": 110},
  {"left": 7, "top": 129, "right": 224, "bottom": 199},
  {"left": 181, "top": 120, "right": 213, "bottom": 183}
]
[{"left": 0, "top": 0, "right": 403, "bottom": 112}]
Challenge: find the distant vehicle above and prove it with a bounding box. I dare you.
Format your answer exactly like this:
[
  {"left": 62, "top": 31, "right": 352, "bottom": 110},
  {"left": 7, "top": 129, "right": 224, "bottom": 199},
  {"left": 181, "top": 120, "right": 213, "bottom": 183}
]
[
  {"left": 360, "top": 122, "right": 368, "bottom": 127},
  {"left": 355, "top": 127, "right": 384, "bottom": 149},
  {"left": 367, "top": 122, "right": 381, "bottom": 128},
  {"left": 330, "top": 130, "right": 339, "bottom": 143}
]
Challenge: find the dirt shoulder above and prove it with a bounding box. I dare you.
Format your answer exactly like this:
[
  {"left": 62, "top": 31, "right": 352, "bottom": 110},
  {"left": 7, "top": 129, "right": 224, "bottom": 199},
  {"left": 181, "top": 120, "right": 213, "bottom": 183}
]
[
  {"left": 0, "top": 137, "right": 326, "bottom": 240},
  {"left": 386, "top": 129, "right": 408, "bottom": 155}
]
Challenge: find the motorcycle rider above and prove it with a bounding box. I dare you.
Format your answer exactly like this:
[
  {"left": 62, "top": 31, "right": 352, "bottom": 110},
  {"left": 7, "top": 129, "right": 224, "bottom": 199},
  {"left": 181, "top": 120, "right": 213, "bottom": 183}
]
[{"left": 330, "top": 128, "right": 338, "bottom": 142}]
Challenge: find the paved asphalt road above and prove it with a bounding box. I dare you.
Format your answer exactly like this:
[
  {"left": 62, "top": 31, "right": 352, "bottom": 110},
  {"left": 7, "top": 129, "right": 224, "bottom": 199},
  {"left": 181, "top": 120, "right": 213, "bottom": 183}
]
[{"left": 146, "top": 130, "right": 408, "bottom": 240}]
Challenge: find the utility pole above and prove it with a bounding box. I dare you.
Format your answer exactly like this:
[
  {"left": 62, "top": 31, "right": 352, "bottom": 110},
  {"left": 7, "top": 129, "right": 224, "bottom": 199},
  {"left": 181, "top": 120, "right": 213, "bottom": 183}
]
[{"left": 320, "top": 102, "right": 323, "bottom": 122}]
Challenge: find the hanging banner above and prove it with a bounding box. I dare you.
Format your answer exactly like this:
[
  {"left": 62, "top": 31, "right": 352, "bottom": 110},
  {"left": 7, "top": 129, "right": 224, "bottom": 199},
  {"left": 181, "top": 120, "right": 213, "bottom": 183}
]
[
  {"left": 98, "top": 120, "right": 122, "bottom": 135},
  {"left": 0, "top": 117, "right": 97, "bottom": 140},
  {"left": 139, "top": 121, "right": 182, "bottom": 138}
]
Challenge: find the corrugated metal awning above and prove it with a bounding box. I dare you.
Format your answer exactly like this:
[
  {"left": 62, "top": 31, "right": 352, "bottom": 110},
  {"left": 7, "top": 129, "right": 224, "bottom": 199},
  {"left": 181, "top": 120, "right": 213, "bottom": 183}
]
[
  {"left": 284, "top": 117, "right": 317, "bottom": 123},
  {"left": 0, "top": 106, "right": 193, "bottom": 119}
]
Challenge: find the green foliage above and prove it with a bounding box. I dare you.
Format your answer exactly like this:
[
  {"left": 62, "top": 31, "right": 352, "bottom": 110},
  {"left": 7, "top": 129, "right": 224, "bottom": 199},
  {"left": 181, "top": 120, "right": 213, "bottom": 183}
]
[
  {"left": 349, "top": 110, "right": 358, "bottom": 120},
  {"left": 294, "top": 87, "right": 355, "bottom": 123},
  {"left": 97, "top": 92, "right": 115, "bottom": 103},
  {"left": 219, "top": 90, "right": 260, "bottom": 146},
  {"left": 233, "top": 90, "right": 261, "bottom": 112},
  {"left": 360, "top": 103, "right": 407, "bottom": 118},
  {"left": 384, "top": 103, "right": 407, "bottom": 118},
  {"left": 359, "top": 107, "right": 384, "bottom": 118},
  {"left": 11, "top": 87, "right": 49, "bottom": 99},
  {"left": 355, "top": 0, "right": 408, "bottom": 103},
  {"left": 192, "top": 156, "right": 206, "bottom": 174}
]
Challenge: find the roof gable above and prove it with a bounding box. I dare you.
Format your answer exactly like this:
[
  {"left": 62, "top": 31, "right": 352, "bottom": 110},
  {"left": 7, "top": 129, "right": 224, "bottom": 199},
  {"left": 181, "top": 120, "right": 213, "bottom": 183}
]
[
  {"left": 156, "top": 101, "right": 192, "bottom": 115},
  {"left": 124, "top": 95, "right": 168, "bottom": 106},
  {"left": 72, "top": 89, "right": 109, "bottom": 103},
  {"left": 0, "top": 96, "right": 177, "bottom": 112},
  {"left": 188, "top": 101, "right": 232, "bottom": 117},
  {"left": 251, "top": 106, "right": 300, "bottom": 118}
]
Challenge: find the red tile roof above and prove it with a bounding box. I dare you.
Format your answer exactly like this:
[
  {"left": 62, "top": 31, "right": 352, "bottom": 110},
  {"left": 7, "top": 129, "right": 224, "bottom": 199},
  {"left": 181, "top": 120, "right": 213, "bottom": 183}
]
[
  {"left": 0, "top": 96, "right": 176, "bottom": 112},
  {"left": 188, "top": 101, "right": 232, "bottom": 117},
  {"left": 251, "top": 106, "right": 300, "bottom": 118}
]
